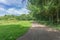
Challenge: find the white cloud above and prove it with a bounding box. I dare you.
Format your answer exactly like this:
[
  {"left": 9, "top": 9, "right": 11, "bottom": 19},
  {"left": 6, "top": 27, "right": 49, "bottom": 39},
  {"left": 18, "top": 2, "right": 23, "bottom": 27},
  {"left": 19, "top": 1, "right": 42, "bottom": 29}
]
[
  {"left": 0, "top": 0, "right": 24, "bottom": 5},
  {"left": 0, "top": 0, "right": 7, "bottom": 3},
  {"left": 0, "top": 0, "right": 28, "bottom": 16},
  {"left": 0, "top": 7, "right": 29, "bottom": 16},
  {"left": 0, "top": 0, "right": 27, "bottom": 8},
  {"left": 7, "top": 8, "right": 29, "bottom": 15},
  {"left": 0, "top": 7, "right": 5, "bottom": 10},
  {"left": 0, "top": 7, "right": 6, "bottom": 16},
  {"left": 0, "top": 0, "right": 9, "bottom": 5}
]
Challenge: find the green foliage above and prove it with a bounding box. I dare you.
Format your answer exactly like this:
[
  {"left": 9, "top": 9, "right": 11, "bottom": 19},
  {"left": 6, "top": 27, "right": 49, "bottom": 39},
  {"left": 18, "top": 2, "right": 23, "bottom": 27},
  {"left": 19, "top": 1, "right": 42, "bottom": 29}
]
[
  {"left": 28, "top": 0, "right": 60, "bottom": 24},
  {"left": 0, "top": 14, "right": 33, "bottom": 21}
]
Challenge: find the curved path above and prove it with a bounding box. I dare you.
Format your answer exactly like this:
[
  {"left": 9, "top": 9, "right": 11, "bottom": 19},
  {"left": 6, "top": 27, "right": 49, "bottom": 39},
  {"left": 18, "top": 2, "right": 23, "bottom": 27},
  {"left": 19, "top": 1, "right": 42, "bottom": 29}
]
[{"left": 17, "top": 22, "right": 60, "bottom": 40}]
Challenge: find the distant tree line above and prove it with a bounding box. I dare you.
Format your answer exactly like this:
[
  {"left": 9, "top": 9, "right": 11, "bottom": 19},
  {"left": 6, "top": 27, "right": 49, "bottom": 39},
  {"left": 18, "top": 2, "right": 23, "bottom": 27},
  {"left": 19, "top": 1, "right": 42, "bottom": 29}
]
[{"left": 0, "top": 14, "right": 33, "bottom": 21}]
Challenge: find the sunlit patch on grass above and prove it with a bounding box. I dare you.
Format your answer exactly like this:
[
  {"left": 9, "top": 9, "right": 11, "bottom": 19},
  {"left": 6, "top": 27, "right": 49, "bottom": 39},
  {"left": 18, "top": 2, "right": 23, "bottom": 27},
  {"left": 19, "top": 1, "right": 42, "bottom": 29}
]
[{"left": 0, "top": 20, "right": 31, "bottom": 40}]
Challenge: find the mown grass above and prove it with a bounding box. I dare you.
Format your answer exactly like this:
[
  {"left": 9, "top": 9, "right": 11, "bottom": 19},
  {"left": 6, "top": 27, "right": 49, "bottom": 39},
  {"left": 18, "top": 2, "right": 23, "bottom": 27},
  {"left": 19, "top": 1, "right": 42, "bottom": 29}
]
[{"left": 0, "top": 20, "right": 31, "bottom": 40}]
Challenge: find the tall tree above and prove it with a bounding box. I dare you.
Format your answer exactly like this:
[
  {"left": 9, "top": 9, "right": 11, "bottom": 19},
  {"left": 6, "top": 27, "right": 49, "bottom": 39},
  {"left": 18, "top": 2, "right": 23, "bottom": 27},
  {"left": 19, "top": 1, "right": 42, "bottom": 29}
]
[{"left": 28, "top": 0, "right": 60, "bottom": 24}]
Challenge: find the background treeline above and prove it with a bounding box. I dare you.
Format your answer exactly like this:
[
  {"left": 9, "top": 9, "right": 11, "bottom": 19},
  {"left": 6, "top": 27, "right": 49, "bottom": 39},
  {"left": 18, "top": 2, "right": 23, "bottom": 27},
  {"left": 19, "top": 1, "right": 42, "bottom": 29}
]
[
  {"left": 28, "top": 0, "right": 60, "bottom": 25},
  {"left": 0, "top": 14, "right": 33, "bottom": 21}
]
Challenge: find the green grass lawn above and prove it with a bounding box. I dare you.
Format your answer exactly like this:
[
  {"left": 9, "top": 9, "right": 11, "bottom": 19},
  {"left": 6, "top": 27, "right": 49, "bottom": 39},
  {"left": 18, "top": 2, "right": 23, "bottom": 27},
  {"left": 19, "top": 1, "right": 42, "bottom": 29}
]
[{"left": 0, "top": 20, "right": 31, "bottom": 40}]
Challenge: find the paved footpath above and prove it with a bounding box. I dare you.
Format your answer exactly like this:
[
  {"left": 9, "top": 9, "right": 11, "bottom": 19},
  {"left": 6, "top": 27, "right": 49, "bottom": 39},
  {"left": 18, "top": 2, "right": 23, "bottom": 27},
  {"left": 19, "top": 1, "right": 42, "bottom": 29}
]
[{"left": 17, "top": 23, "right": 60, "bottom": 40}]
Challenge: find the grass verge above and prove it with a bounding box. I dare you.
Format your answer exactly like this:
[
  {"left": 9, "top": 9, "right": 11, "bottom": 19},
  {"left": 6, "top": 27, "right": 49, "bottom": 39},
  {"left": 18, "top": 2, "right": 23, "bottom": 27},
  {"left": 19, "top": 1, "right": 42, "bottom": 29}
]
[
  {"left": 38, "top": 21, "right": 60, "bottom": 30},
  {"left": 0, "top": 20, "right": 31, "bottom": 40}
]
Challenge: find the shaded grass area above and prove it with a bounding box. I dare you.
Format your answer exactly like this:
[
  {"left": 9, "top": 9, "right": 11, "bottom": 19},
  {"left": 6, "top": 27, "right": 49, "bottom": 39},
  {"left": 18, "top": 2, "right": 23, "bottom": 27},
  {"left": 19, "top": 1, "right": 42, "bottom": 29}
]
[
  {"left": 37, "top": 21, "right": 60, "bottom": 30},
  {"left": 50, "top": 25, "right": 60, "bottom": 30},
  {"left": 0, "top": 21, "right": 31, "bottom": 40}
]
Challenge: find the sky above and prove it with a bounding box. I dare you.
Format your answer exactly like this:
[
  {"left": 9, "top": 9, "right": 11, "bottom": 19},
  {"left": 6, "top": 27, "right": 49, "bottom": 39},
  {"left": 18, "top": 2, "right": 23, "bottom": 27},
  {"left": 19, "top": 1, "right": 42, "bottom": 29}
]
[{"left": 0, "top": 0, "right": 29, "bottom": 16}]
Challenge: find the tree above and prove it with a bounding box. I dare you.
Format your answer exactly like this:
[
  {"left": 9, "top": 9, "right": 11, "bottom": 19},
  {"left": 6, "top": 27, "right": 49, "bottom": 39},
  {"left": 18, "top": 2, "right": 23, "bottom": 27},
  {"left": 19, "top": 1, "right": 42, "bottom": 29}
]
[{"left": 28, "top": 0, "right": 60, "bottom": 24}]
